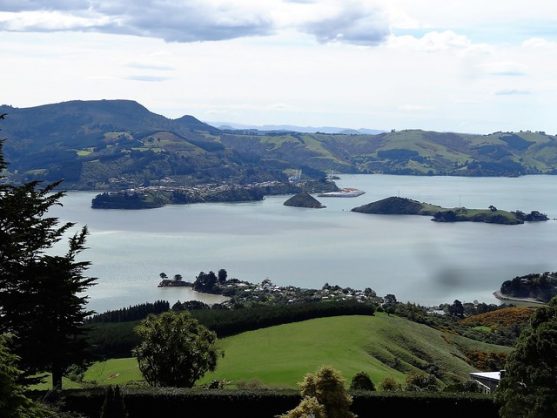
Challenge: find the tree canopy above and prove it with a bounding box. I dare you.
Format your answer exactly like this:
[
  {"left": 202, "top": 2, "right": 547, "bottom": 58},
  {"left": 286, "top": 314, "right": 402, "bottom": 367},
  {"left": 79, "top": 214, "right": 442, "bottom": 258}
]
[
  {"left": 133, "top": 311, "right": 218, "bottom": 387},
  {"left": 194, "top": 271, "right": 218, "bottom": 292}
]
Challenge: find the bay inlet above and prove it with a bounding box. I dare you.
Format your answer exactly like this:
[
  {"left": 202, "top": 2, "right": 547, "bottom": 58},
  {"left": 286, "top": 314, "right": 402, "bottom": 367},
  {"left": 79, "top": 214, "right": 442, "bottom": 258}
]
[{"left": 49, "top": 174, "right": 557, "bottom": 313}]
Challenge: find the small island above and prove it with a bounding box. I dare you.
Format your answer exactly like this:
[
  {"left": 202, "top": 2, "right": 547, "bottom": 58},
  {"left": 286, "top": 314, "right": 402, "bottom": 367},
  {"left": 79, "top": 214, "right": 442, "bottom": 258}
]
[
  {"left": 351, "top": 196, "right": 549, "bottom": 225},
  {"left": 284, "top": 192, "right": 325, "bottom": 208},
  {"left": 157, "top": 273, "right": 193, "bottom": 287}
]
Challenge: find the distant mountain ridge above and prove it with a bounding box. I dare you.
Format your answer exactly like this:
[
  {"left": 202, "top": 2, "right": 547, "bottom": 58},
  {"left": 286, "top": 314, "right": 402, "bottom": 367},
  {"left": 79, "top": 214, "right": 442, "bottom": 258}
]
[
  {"left": 210, "top": 121, "right": 384, "bottom": 135},
  {"left": 1, "top": 99, "right": 557, "bottom": 190}
]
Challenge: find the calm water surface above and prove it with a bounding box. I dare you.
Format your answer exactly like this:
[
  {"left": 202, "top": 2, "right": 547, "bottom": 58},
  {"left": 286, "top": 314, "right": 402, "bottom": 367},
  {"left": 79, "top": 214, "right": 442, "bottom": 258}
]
[{"left": 49, "top": 175, "right": 557, "bottom": 312}]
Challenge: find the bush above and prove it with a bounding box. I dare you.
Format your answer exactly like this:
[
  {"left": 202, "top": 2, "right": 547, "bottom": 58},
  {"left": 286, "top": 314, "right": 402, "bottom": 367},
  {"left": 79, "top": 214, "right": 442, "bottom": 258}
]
[
  {"left": 443, "top": 381, "right": 484, "bottom": 393},
  {"left": 282, "top": 366, "right": 355, "bottom": 418},
  {"left": 236, "top": 379, "right": 266, "bottom": 390},
  {"left": 404, "top": 373, "right": 440, "bottom": 392},
  {"left": 379, "top": 377, "right": 401, "bottom": 392},
  {"left": 350, "top": 372, "right": 375, "bottom": 391}
]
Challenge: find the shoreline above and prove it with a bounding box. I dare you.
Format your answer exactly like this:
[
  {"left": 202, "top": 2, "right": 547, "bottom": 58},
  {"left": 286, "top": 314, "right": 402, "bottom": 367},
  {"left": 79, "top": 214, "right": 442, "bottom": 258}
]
[{"left": 493, "top": 290, "right": 546, "bottom": 306}]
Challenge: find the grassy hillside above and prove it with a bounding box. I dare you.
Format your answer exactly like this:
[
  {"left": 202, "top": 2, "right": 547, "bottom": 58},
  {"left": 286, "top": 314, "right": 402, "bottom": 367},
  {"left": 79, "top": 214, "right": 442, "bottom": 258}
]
[
  {"left": 200, "top": 314, "right": 508, "bottom": 387},
  {"left": 34, "top": 314, "right": 510, "bottom": 390},
  {"left": 2, "top": 100, "right": 557, "bottom": 190}
]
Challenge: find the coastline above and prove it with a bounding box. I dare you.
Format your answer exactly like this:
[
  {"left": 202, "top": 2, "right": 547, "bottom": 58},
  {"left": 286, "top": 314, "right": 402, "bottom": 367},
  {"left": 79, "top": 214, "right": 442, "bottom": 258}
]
[{"left": 493, "top": 290, "right": 546, "bottom": 306}]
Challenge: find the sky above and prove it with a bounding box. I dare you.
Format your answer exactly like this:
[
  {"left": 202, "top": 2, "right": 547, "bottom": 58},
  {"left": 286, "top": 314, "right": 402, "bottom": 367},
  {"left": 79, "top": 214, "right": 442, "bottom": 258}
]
[{"left": 1, "top": 0, "right": 557, "bottom": 133}]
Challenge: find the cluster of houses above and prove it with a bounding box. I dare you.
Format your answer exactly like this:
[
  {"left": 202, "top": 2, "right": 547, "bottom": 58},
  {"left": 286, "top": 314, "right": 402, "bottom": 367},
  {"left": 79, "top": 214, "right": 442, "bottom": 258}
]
[{"left": 217, "top": 278, "right": 382, "bottom": 306}]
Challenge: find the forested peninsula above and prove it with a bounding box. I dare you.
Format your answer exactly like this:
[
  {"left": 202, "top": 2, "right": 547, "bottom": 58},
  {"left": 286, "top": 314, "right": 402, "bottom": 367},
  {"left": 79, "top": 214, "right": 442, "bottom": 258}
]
[
  {"left": 91, "top": 179, "right": 337, "bottom": 209},
  {"left": 499, "top": 272, "right": 557, "bottom": 303}
]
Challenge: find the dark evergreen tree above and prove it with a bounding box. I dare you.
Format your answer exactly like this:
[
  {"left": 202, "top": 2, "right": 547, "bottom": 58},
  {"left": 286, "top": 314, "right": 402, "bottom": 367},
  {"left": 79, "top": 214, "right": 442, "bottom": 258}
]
[
  {"left": 0, "top": 335, "right": 50, "bottom": 418},
  {"left": 384, "top": 294, "right": 397, "bottom": 305},
  {"left": 218, "top": 268, "right": 227, "bottom": 284},
  {"left": 496, "top": 296, "right": 557, "bottom": 418},
  {"left": 193, "top": 271, "right": 218, "bottom": 292},
  {"left": 448, "top": 299, "right": 465, "bottom": 318},
  {"left": 0, "top": 120, "right": 95, "bottom": 389},
  {"left": 13, "top": 230, "right": 95, "bottom": 389},
  {"left": 87, "top": 301, "right": 170, "bottom": 323}
]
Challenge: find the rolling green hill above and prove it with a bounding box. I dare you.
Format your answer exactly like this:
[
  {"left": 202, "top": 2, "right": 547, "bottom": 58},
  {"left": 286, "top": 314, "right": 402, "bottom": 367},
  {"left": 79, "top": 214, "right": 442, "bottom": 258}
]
[
  {"left": 199, "top": 314, "right": 509, "bottom": 387},
  {"left": 0, "top": 100, "right": 291, "bottom": 188},
  {"left": 2, "top": 100, "right": 557, "bottom": 190},
  {"left": 33, "top": 314, "right": 510, "bottom": 390}
]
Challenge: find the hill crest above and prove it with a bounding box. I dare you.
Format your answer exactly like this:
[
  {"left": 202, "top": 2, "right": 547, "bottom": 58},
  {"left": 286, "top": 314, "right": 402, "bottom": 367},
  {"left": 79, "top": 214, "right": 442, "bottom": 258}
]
[{"left": 2, "top": 99, "right": 557, "bottom": 189}]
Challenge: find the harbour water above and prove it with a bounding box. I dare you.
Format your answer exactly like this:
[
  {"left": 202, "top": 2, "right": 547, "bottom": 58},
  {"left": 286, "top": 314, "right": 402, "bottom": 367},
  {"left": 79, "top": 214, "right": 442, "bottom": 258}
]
[{"left": 49, "top": 174, "right": 557, "bottom": 313}]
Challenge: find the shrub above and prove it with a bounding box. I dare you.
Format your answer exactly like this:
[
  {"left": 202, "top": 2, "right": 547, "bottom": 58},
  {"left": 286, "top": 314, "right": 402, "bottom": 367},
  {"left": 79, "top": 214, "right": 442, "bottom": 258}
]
[
  {"left": 350, "top": 371, "right": 375, "bottom": 391},
  {"left": 379, "top": 377, "right": 401, "bottom": 392},
  {"left": 281, "top": 366, "right": 356, "bottom": 418},
  {"left": 404, "top": 373, "right": 440, "bottom": 392}
]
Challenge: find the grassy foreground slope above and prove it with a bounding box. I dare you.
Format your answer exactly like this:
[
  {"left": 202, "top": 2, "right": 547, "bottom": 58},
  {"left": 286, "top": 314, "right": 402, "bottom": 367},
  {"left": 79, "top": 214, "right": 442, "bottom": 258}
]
[
  {"left": 66, "top": 314, "right": 509, "bottom": 389},
  {"left": 200, "top": 314, "right": 508, "bottom": 386}
]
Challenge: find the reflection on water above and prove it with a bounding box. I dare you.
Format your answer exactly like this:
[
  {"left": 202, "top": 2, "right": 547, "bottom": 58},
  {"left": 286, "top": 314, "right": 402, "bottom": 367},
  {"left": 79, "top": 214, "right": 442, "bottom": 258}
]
[{"left": 49, "top": 175, "right": 557, "bottom": 312}]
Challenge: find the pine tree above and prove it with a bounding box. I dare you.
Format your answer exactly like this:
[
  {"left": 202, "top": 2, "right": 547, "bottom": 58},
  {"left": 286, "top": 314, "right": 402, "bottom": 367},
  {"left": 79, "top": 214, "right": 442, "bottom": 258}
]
[{"left": 0, "top": 116, "right": 96, "bottom": 389}]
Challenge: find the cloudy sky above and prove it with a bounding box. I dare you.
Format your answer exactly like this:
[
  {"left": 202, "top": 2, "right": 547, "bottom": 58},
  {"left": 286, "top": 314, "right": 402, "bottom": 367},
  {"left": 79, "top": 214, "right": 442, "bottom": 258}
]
[{"left": 1, "top": 0, "right": 557, "bottom": 133}]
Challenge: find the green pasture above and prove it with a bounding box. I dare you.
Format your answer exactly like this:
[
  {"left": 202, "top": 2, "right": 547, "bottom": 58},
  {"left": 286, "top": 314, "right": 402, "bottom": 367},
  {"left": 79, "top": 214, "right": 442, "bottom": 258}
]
[{"left": 30, "top": 313, "right": 509, "bottom": 390}]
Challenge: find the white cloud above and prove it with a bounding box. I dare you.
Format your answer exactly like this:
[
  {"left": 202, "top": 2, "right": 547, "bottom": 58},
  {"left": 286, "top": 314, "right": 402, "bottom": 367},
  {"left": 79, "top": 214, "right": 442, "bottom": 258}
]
[
  {"left": 0, "top": 10, "right": 113, "bottom": 31},
  {"left": 382, "top": 0, "right": 557, "bottom": 32},
  {"left": 480, "top": 61, "right": 527, "bottom": 77},
  {"left": 300, "top": 1, "right": 389, "bottom": 45},
  {"left": 0, "top": 1, "right": 274, "bottom": 42},
  {"left": 0, "top": 0, "right": 391, "bottom": 45},
  {"left": 522, "top": 37, "right": 557, "bottom": 49},
  {"left": 398, "top": 104, "right": 432, "bottom": 112},
  {"left": 387, "top": 31, "right": 482, "bottom": 52},
  {"left": 495, "top": 89, "right": 531, "bottom": 96},
  {"left": 2, "top": 0, "right": 557, "bottom": 47},
  {"left": 125, "top": 75, "right": 171, "bottom": 82},
  {"left": 127, "top": 63, "right": 175, "bottom": 71},
  {"left": 2, "top": 2, "right": 557, "bottom": 133}
]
